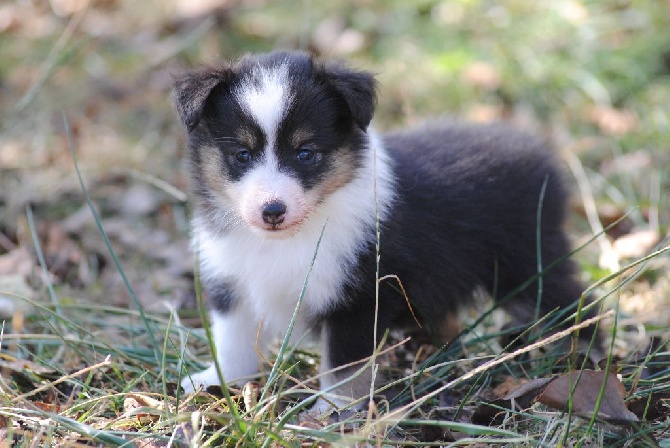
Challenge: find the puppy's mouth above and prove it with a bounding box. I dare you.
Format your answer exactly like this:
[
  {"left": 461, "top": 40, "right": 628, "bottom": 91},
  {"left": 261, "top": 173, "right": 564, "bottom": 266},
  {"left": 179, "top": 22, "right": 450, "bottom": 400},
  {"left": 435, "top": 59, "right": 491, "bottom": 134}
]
[
  {"left": 244, "top": 200, "right": 305, "bottom": 237},
  {"left": 254, "top": 221, "right": 303, "bottom": 238}
]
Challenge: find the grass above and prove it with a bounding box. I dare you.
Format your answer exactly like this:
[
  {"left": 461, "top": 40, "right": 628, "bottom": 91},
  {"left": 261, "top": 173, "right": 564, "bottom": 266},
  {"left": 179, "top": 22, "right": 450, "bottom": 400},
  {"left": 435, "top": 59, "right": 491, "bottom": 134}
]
[{"left": 1, "top": 0, "right": 669, "bottom": 446}]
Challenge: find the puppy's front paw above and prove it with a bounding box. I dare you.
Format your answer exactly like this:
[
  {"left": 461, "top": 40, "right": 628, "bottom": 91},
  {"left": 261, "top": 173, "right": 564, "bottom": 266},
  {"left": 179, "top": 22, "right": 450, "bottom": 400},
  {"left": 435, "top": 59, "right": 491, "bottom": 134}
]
[
  {"left": 310, "top": 395, "right": 364, "bottom": 417},
  {"left": 310, "top": 397, "right": 338, "bottom": 416},
  {"left": 181, "top": 365, "right": 220, "bottom": 394}
]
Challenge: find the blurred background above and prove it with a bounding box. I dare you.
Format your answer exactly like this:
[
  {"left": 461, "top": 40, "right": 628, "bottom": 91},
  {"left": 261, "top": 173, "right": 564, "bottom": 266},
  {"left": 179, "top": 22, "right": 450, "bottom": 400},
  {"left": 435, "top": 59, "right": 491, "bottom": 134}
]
[{"left": 1, "top": 0, "right": 669, "bottom": 350}]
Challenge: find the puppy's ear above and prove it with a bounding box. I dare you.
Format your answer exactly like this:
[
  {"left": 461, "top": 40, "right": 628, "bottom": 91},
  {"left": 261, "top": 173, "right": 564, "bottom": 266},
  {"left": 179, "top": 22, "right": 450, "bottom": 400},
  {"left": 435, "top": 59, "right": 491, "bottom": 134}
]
[
  {"left": 316, "top": 61, "right": 377, "bottom": 130},
  {"left": 173, "top": 66, "right": 234, "bottom": 132}
]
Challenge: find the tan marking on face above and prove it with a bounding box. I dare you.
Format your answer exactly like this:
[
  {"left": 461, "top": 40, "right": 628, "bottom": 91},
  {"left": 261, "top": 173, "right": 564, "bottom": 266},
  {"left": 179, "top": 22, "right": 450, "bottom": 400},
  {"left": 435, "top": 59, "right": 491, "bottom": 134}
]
[
  {"left": 236, "top": 128, "right": 257, "bottom": 149},
  {"left": 290, "top": 128, "right": 315, "bottom": 148},
  {"left": 200, "top": 146, "right": 232, "bottom": 202},
  {"left": 314, "top": 147, "right": 357, "bottom": 199}
]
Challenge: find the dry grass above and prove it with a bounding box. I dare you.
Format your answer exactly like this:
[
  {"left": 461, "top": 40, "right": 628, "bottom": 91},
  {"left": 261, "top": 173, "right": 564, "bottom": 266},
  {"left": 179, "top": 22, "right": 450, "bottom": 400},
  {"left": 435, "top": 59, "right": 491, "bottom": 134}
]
[{"left": 1, "top": 0, "right": 669, "bottom": 445}]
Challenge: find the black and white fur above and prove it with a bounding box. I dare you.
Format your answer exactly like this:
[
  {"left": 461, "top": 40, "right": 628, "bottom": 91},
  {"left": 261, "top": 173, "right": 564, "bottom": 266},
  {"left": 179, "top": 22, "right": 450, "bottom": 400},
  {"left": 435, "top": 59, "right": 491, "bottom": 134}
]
[{"left": 174, "top": 51, "right": 596, "bottom": 410}]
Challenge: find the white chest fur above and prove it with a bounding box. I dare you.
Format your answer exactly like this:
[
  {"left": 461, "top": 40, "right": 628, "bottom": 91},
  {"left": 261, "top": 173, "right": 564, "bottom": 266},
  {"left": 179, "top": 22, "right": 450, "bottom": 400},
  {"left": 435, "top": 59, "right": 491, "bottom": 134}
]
[
  {"left": 194, "top": 214, "right": 348, "bottom": 336},
  {"left": 193, "top": 133, "right": 395, "bottom": 337}
]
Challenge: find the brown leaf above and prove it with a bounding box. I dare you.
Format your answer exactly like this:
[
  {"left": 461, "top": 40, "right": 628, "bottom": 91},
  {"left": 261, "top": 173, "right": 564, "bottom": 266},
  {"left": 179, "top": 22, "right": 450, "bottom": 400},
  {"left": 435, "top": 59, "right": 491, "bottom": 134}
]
[
  {"left": 42, "top": 222, "right": 85, "bottom": 284},
  {"left": 32, "top": 401, "right": 62, "bottom": 413},
  {"left": 312, "top": 17, "right": 366, "bottom": 56},
  {"left": 570, "top": 201, "right": 635, "bottom": 240},
  {"left": 117, "top": 183, "right": 161, "bottom": 217},
  {"left": 1, "top": 359, "right": 57, "bottom": 377},
  {"left": 613, "top": 229, "right": 661, "bottom": 259},
  {"left": 536, "top": 370, "right": 638, "bottom": 424},
  {"left": 242, "top": 381, "right": 262, "bottom": 412},
  {"left": 492, "top": 376, "right": 555, "bottom": 401},
  {"left": 123, "top": 393, "right": 170, "bottom": 424},
  {"left": 124, "top": 393, "right": 168, "bottom": 411},
  {"left": 463, "top": 61, "right": 502, "bottom": 90},
  {"left": 588, "top": 106, "right": 638, "bottom": 136},
  {"left": 600, "top": 150, "right": 653, "bottom": 177},
  {"left": 133, "top": 438, "right": 169, "bottom": 448},
  {"left": 472, "top": 377, "right": 555, "bottom": 425},
  {"left": 501, "top": 376, "right": 556, "bottom": 402},
  {"left": 627, "top": 391, "right": 670, "bottom": 422},
  {"left": 0, "top": 248, "right": 34, "bottom": 276},
  {"left": 421, "top": 424, "right": 457, "bottom": 443},
  {"left": 0, "top": 274, "right": 35, "bottom": 319}
]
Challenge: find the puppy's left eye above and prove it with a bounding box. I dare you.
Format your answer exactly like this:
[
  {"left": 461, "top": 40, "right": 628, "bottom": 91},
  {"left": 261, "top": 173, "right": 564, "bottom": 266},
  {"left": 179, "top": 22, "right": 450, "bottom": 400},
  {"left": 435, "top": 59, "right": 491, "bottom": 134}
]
[
  {"left": 235, "top": 149, "right": 252, "bottom": 164},
  {"left": 296, "top": 145, "right": 317, "bottom": 163}
]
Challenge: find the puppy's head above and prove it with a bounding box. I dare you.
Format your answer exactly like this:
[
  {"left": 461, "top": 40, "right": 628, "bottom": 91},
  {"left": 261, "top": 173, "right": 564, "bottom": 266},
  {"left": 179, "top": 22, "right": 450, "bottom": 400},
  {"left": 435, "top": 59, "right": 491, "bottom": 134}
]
[{"left": 174, "top": 51, "right": 377, "bottom": 237}]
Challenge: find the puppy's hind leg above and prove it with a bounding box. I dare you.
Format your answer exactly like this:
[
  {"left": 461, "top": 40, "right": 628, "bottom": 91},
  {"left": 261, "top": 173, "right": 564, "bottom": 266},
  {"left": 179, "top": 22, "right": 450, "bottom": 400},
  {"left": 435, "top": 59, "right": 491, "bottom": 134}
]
[{"left": 311, "top": 305, "right": 386, "bottom": 415}]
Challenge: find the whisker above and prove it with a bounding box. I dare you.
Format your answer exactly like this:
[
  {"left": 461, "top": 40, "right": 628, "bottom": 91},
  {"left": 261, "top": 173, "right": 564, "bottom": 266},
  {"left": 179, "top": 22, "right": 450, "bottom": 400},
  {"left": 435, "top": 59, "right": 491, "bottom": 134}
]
[
  {"left": 212, "top": 137, "right": 242, "bottom": 144},
  {"left": 209, "top": 207, "right": 244, "bottom": 233}
]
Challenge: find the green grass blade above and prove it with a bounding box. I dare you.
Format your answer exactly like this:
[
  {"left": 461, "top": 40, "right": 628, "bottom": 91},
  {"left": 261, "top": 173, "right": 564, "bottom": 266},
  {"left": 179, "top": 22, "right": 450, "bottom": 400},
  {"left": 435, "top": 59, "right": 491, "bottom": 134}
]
[{"left": 62, "top": 112, "right": 161, "bottom": 367}]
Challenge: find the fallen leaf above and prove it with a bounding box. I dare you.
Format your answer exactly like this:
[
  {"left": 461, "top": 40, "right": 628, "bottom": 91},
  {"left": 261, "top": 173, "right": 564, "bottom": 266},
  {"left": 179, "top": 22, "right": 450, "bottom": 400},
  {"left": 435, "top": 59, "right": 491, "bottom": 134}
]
[
  {"left": 501, "top": 377, "right": 556, "bottom": 401},
  {"left": 0, "top": 274, "right": 35, "bottom": 319},
  {"left": 42, "top": 222, "right": 86, "bottom": 284},
  {"left": 1, "top": 359, "right": 56, "bottom": 377},
  {"left": 463, "top": 61, "right": 501, "bottom": 90},
  {"left": 588, "top": 106, "right": 638, "bottom": 136},
  {"left": 613, "top": 228, "right": 661, "bottom": 259},
  {"left": 467, "top": 104, "right": 504, "bottom": 122},
  {"left": 174, "top": 0, "right": 229, "bottom": 19},
  {"left": 472, "top": 377, "right": 554, "bottom": 425},
  {"left": 600, "top": 150, "right": 653, "bottom": 177},
  {"left": 0, "top": 248, "right": 34, "bottom": 277},
  {"left": 571, "top": 201, "right": 635, "bottom": 240},
  {"left": 536, "top": 370, "right": 638, "bottom": 424},
  {"left": 133, "top": 437, "right": 169, "bottom": 448},
  {"left": 627, "top": 391, "right": 670, "bottom": 422},
  {"left": 31, "top": 401, "right": 62, "bottom": 413},
  {"left": 123, "top": 393, "right": 171, "bottom": 424},
  {"left": 492, "top": 376, "right": 522, "bottom": 398},
  {"left": 117, "top": 183, "right": 161, "bottom": 217},
  {"left": 242, "top": 381, "right": 262, "bottom": 412},
  {"left": 421, "top": 424, "right": 457, "bottom": 443},
  {"left": 311, "top": 17, "right": 365, "bottom": 55}
]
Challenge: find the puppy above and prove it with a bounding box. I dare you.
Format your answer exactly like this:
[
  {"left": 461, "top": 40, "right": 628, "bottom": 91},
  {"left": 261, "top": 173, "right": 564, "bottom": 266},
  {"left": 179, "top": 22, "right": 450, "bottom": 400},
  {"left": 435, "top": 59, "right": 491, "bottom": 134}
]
[{"left": 174, "top": 50, "right": 597, "bottom": 410}]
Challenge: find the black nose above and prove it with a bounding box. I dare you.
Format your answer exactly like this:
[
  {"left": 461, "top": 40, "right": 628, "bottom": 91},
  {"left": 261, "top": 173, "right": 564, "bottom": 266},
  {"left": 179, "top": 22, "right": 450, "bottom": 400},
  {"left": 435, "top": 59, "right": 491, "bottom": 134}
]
[{"left": 262, "top": 200, "right": 287, "bottom": 225}]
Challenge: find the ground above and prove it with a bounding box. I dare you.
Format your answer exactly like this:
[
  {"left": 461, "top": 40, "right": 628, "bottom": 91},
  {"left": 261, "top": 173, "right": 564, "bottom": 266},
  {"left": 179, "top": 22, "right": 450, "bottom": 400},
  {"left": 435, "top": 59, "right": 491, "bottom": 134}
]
[{"left": 0, "top": 0, "right": 669, "bottom": 446}]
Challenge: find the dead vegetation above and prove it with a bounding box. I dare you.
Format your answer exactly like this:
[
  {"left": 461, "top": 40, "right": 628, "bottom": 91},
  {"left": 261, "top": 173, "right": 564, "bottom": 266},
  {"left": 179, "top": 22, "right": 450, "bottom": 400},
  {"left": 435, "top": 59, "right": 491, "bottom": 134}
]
[{"left": 1, "top": 0, "right": 669, "bottom": 445}]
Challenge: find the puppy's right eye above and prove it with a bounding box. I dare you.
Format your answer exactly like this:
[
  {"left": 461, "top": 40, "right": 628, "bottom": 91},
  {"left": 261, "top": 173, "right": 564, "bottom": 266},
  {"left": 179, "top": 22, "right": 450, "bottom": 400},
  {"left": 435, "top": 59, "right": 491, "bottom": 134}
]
[{"left": 235, "top": 150, "right": 251, "bottom": 164}]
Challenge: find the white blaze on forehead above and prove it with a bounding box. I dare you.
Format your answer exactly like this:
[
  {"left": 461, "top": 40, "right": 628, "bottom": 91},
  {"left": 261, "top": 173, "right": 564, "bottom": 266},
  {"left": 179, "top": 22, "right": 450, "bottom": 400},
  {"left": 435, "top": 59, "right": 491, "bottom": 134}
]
[{"left": 234, "top": 63, "right": 293, "bottom": 156}]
